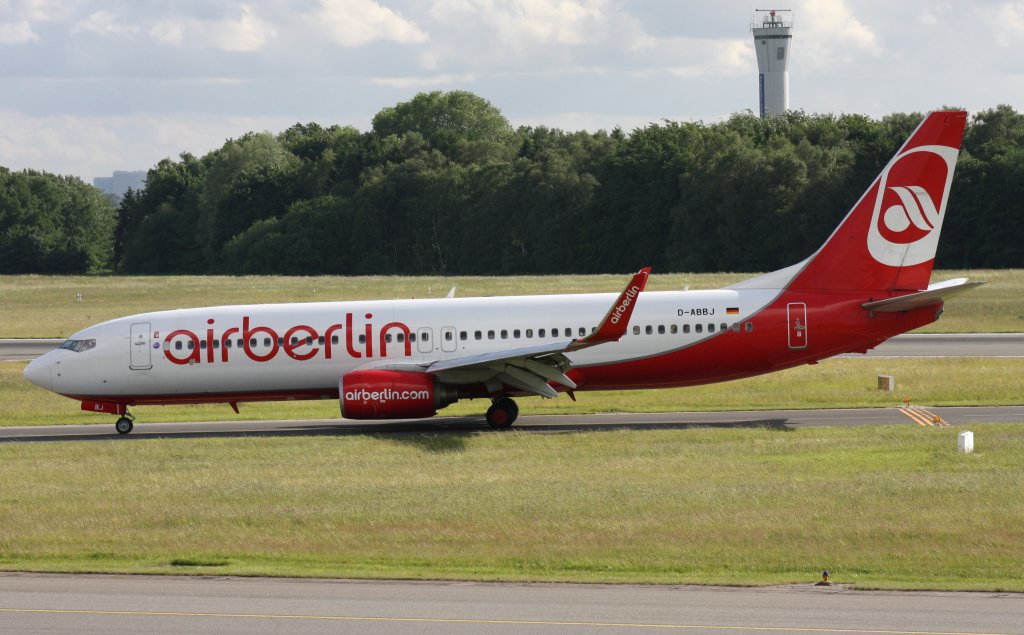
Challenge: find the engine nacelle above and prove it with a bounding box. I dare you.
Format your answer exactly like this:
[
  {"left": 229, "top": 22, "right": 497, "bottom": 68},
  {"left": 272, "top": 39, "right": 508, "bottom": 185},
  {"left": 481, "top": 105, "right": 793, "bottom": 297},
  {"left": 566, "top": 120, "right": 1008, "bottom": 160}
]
[{"left": 340, "top": 369, "right": 457, "bottom": 420}]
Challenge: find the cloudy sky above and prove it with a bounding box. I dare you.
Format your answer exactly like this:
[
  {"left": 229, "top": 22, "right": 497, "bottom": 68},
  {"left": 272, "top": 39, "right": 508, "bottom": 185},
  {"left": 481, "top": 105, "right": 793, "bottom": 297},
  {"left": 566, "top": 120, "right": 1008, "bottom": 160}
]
[{"left": 2, "top": 0, "right": 1022, "bottom": 181}]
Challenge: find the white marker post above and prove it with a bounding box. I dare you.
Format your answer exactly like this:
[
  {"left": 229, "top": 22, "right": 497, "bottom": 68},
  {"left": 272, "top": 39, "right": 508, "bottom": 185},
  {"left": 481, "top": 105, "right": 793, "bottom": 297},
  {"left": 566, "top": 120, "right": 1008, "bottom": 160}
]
[{"left": 958, "top": 431, "right": 974, "bottom": 454}]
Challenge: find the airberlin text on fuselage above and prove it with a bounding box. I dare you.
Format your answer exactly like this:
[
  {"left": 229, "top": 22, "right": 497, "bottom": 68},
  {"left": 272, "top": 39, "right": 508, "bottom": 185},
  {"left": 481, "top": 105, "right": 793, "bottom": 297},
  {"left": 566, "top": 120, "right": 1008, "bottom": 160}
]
[{"left": 162, "top": 313, "right": 412, "bottom": 365}]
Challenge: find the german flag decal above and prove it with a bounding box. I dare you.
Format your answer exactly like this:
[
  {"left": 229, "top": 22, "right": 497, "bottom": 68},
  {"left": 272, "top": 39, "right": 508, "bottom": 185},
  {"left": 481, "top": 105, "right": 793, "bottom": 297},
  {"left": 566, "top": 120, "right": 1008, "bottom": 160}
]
[{"left": 726, "top": 307, "right": 740, "bottom": 315}]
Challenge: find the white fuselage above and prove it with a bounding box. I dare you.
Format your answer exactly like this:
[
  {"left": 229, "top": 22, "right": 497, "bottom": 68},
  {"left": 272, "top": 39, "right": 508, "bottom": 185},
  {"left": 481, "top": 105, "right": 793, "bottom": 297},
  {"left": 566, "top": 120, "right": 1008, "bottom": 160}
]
[{"left": 32, "top": 288, "right": 777, "bottom": 401}]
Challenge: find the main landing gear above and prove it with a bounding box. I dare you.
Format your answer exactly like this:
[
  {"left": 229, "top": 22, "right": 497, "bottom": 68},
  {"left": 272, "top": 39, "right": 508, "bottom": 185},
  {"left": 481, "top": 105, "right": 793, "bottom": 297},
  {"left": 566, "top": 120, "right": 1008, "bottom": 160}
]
[
  {"left": 114, "top": 411, "right": 135, "bottom": 435},
  {"left": 485, "top": 396, "right": 519, "bottom": 430}
]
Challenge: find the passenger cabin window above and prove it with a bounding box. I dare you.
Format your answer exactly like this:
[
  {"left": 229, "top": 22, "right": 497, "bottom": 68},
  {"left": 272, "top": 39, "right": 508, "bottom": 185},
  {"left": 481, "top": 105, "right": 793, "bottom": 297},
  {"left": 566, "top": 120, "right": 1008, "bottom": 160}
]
[
  {"left": 475, "top": 331, "right": 482, "bottom": 340},
  {"left": 488, "top": 330, "right": 495, "bottom": 340},
  {"left": 175, "top": 341, "right": 183, "bottom": 350},
  {"left": 645, "top": 325, "right": 653, "bottom": 335},
  {"left": 263, "top": 338, "right": 271, "bottom": 347},
  {"left": 526, "top": 329, "right": 533, "bottom": 338},
  {"left": 564, "top": 328, "right": 571, "bottom": 337},
  {"left": 358, "top": 334, "right": 365, "bottom": 344},
  {"left": 331, "top": 335, "right": 339, "bottom": 345},
  {"left": 539, "top": 329, "right": 546, "bottom": 338},
  {"left": 444, "top": 331, "right": 453, "bottom": 341},
  {"left": 513, "top": 329, "right": 521, "bottom": 338},
  {"left": 396, "top": 333, "right": 405, "bottom": 343},
  {"left": 409, "top": 333, "right": 416, "bottom": 342},
  {"left": 500, "top": 330, "right": 508, "bottom": 339},
  {"left": 188, "top": 341, "right": 195, "bottom": 350},
  {"left": 460, "top": 331, "right": 467, "bottom": 341},
  {"left": 708, "top": 324, "right": 716, "bottom": 333},
  {"left": 657, "top": 325, "right": 665, "bottom": 335},
  {"left": 422, "top": 332, "right": 429, "bottom": 342},
  {"left": 578, "top": 327, "right": 586, "bottom": 337},
  {"left": 670, "top": 325, "right": 678, "bottom": 334},
  {"left": 720, "top": 323, "right": 727, "bottom": 333},
  {"left": 745, "top": 322, "right": 754, "bottom": 332},
  {"left": 384, "top": 334, "right": 393, "bottom": 343},
  {"left": 632, "top": 326, "right": 640, "bottom": 335},
  {"left": 695, "top": 324, "right": 703, "bottom": 334}
]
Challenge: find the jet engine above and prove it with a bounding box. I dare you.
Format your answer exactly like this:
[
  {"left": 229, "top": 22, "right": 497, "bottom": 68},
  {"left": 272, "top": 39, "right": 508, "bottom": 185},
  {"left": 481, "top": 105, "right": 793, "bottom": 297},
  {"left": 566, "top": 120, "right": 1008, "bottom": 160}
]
[{"left": 340, "top": 369, "right": 458, "bottom": 420}]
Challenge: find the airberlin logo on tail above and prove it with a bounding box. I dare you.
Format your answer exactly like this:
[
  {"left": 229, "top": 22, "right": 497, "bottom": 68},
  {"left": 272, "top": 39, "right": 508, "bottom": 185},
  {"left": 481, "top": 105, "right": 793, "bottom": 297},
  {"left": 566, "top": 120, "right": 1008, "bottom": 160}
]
[{"left": 867, "top": 145, "right": 959, "bottom": 267}]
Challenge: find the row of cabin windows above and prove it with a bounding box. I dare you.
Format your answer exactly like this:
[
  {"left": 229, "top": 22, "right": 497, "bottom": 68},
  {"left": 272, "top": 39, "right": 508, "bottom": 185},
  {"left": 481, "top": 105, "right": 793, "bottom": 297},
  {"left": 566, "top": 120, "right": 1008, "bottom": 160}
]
[
  {"left": 166, "top": 321, "right": 756, "bottom": 351},
  {"left": 632, "top": 321, "right": 754, "bottom": 336},
  {"left": 463, "top": 326, "right": 591, "bottom": 342}
]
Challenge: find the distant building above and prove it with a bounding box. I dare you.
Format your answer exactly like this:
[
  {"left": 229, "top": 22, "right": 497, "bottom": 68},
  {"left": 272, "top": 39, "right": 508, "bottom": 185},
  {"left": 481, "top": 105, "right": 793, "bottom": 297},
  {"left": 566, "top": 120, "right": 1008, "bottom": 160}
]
[
  {"left": 93, "top": 170, "right": 146, "bottom": 202},
  {"left": 751, "top": 9, "right": 794, "bottom": 118}
]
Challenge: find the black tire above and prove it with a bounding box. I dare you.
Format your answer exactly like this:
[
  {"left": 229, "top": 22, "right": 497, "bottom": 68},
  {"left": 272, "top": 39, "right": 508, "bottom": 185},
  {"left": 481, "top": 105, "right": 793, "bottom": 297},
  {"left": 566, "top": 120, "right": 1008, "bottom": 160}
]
[
  {"left": 115, "top": 417, "right": 133, "bottom": 435},
  {"left": 486, "top": 397, "right": 518, "bottom": 429}
]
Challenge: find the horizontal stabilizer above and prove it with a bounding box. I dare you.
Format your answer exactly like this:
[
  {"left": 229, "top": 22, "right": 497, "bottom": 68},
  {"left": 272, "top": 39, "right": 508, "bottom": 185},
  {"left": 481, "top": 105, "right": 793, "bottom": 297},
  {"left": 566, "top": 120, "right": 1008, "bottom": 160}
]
[{"left": 862, "top": 278, "right": 984, "bottom": 313}]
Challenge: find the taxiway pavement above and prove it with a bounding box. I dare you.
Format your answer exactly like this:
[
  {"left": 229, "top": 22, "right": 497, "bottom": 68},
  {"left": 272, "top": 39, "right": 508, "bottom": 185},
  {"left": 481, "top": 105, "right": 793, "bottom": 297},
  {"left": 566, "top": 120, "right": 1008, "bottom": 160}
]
[
  {"left": 1, "top": 573, "right": 1022, "bottom": 635},
  {"left": 2, "top": 405, "right": 1023, "bottom": 442}
]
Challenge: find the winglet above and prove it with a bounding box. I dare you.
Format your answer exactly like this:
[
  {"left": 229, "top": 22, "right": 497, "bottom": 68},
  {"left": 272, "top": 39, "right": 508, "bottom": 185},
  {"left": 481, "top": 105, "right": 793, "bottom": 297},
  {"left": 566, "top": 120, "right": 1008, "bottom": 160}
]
[{"left": 568, "top": 267, "right": 651, "bottom": 351}]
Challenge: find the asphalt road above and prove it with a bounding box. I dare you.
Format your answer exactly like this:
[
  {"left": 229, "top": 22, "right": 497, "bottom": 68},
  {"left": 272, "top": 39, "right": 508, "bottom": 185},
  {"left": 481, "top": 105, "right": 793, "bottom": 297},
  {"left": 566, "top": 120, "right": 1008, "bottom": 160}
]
[
  {"left": 1, "top": 573, "right": 1022, "bottom": 635},
  {"left": 2, "top": 405, "right": 1023, "bottom": 442},
  {"left": 3, "top": 334, "right": 1024, "bottom": 361}
]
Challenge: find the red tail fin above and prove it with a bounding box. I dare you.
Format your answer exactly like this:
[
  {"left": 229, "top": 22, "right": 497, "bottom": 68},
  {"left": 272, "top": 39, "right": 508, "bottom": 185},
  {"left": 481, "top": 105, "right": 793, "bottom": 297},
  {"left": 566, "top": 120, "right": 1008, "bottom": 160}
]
[{"left": 789, "top": 110, "right": 967, "bottom": 293}]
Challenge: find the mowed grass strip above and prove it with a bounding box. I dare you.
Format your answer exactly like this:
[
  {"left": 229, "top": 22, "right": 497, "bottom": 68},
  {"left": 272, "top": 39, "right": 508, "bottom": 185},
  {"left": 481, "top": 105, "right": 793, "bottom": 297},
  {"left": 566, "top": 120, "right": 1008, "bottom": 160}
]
[
  {"left": 1, "top": 270, "right": 1020, "bottom": 338},
  {"left": 0, "top": 424, "right": 1021, "bottom": 590},
  {"left": 3, "top": 357, "right": 1024, "bottom": 427}
]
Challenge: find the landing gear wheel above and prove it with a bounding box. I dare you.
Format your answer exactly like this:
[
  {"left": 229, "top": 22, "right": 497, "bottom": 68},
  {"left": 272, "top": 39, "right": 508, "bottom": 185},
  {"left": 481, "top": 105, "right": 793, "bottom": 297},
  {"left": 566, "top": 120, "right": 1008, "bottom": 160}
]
[
  {"left": 115, "top": 416, "right": 134, "bottom": 435},
  {"left": 486, "top": 397, "right": 519, "bottom": 430}
]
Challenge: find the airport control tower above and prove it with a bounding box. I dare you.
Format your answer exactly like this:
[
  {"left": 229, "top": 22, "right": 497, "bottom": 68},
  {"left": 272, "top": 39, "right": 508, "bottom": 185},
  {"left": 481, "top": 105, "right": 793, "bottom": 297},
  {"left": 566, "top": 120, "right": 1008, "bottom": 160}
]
[{"left": 751, "top": 9, "right": 793, "bottom": 117}]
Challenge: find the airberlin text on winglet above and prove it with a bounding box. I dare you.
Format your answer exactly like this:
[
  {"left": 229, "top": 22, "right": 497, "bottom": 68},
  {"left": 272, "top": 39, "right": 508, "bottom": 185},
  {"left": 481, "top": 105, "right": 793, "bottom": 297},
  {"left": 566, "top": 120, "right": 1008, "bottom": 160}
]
[{"left": 163, "top": 313, "right": 412, "bottom": 365}]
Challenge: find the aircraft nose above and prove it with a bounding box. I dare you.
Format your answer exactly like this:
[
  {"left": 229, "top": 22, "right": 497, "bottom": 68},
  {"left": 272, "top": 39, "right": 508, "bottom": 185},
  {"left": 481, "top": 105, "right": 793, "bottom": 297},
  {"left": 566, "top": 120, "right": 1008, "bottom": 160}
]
[{"left": 23, "top": 354, "right": 53, "bottom": 391}]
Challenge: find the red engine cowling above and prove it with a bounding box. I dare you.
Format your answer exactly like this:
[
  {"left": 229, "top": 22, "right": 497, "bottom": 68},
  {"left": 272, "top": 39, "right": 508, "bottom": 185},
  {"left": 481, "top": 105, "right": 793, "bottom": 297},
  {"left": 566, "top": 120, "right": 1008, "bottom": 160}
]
[{"left": 340, "top": 370, "right": 457, "bottom": 420}]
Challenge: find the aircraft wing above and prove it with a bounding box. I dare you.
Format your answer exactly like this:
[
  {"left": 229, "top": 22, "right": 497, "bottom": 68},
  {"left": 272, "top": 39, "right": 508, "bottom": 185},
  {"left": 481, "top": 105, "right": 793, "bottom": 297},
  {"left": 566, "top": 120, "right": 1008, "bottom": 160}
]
[
  {"left": 862, "top": 278, "right": 984, "bottom": 313},
  {"left": 404, "top": 267, "right": 651, "bottom": 398}
]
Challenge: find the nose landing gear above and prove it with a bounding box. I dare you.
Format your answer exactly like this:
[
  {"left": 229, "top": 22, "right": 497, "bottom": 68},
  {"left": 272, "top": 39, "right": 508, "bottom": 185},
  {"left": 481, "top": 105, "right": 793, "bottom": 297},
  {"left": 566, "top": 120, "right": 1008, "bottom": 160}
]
[{"left": 114, "top": 411, "right": 135, "bottom": 435}]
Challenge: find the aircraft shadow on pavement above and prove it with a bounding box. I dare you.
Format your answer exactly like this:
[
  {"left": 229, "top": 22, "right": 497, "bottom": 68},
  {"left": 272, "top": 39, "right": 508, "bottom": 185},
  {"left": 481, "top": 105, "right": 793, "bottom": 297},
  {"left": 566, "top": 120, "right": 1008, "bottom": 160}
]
[{"left": 0, "top": 417, "right": 793, "bottom": 444}]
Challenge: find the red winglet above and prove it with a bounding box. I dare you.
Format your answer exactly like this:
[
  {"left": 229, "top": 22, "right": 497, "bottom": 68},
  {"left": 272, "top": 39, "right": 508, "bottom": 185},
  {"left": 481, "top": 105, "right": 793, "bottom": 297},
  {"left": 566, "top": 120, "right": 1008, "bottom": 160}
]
[{"left": 568, "top": 267, "right": 651, "bottom": 351}]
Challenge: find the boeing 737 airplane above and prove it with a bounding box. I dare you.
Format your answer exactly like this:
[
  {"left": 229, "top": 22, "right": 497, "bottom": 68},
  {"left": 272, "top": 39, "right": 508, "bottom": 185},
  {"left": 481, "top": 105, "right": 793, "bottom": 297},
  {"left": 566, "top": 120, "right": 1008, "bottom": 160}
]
[{"left": 25, "top": 110, "right": 980, "bottom": 434}]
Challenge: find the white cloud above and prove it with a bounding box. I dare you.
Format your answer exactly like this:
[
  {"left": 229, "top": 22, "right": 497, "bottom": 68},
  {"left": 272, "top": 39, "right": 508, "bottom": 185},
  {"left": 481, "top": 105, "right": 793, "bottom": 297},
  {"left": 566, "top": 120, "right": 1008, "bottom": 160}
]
[
  {"left": 431, "top": 0, "right": 607, "bottom": 48},
  {"left": 317, "top": 0, "right": 428, "bottom": 47},
  {"left": 148, "top": 4, "right": 275, "bottom": 52},
  {"left": 71, "top": 11, "right": 139, "bottom": 38},
  {"left": 366, "top": 73, "right": 478, "bottom": 89},
  {"left": 794, "top": 0, "right": 880, "bottom": 66},
  {"left": 986, "top": 1, "right": 1024, "bottom": 50},
  {"left": 0, "top": 19, "right": 37, "bottom": 43}
]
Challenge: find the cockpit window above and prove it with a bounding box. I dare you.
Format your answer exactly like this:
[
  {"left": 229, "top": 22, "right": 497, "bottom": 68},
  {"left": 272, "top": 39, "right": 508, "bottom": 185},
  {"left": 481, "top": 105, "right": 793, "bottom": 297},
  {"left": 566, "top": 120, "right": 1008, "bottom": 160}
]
[{"left": 59, "top": 339, "right": 96, "bottom": 353}]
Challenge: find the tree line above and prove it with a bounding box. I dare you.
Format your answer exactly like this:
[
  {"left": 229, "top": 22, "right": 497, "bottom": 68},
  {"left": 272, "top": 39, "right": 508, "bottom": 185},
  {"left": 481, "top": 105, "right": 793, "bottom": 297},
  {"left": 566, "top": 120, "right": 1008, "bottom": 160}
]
[{"left": 3, "top": 92, "right": 1022, "bottom": 275}]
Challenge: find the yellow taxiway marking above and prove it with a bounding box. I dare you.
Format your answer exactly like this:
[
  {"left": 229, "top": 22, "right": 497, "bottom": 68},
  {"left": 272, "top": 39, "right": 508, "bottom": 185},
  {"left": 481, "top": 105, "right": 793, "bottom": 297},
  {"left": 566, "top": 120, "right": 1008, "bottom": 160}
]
[
  {"left": 898, "top": 406, "right": 948, "bottom": 427},
  {"left": 0, "top": 607, "right": 1014, "bottom": 635}
]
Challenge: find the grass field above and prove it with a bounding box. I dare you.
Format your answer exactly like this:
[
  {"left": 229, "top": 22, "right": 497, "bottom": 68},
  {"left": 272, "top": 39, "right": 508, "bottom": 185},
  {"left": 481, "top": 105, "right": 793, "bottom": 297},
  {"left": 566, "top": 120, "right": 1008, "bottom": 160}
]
[
  {"left": 1, "top": 424, "right": 1022, "bottom": 589},
  {"left": 1, "top": 270, "right": 1021, "bottom": 338},
  {"left": 4, "top": 356, "right": 1024, "bottom": 427}
]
